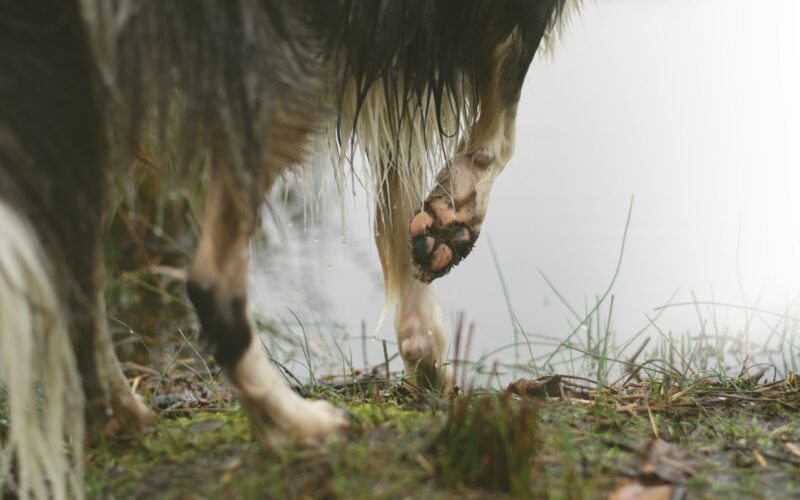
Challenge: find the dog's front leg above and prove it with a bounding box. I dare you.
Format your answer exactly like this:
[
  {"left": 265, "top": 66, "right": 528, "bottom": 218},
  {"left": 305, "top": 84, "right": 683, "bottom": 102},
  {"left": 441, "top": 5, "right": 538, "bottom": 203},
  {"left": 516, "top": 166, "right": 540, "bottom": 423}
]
[
  {"left": 409, "top": 33, "right": 535, "bottom": 282},
  {"left": 187, "top": 168, "right": 347, "bottom": 446},
  {"left": 375, "top": 170, "right": 453, "bottom": 392},
  {"left": 409, "top": 114, "right": 517, "bottom": 282}
]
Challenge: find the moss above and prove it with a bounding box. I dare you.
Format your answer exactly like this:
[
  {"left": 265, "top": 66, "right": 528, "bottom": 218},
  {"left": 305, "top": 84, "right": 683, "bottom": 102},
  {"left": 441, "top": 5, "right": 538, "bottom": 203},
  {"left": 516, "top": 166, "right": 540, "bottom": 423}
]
[
  {"left": 80, "top": 320, "right": 798, "bottom": 496},
  {"left": 83, "top": 386, "right": 800, "bottom": 499}
]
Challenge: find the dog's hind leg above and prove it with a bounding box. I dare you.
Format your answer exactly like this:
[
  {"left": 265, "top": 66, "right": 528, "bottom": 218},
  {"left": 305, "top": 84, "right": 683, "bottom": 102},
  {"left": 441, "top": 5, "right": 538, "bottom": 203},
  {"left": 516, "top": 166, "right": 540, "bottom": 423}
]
[
  {"left": 73, "top": 240, "right": 155, "bottom": 436},
  {"left": 187, "top": 168, "right": 347, "bottom": 446},
  {"left": 376, "top": 170, "right": 453, "bottom": 392},
  {"left": 409, "top": 37, "right": 534, "bottom": 283}
]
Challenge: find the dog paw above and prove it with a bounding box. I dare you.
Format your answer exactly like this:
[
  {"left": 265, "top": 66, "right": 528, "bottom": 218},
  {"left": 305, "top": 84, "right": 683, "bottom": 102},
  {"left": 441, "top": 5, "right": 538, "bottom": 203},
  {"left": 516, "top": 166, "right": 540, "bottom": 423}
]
[
  {"left": 408, "top": 147, "right": 500, "bottom": 282},
  {"left": 291, "top": 399, "right": 350, "bottom": 445},
  {"left": 409, "top": 199, "right": 477, "bottom": 282},
  {"left": 395, "top": 293, "right": 452, "bottom": 392},
  {"left": 252, "top": 397, "right": 349, "bottom": 448}
]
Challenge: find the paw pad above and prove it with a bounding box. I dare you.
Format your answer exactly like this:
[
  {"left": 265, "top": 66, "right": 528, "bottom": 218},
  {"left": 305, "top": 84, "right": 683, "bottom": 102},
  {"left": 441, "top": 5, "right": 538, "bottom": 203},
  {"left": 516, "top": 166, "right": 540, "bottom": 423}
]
[{"left": 409, "top": 204, "right": 476, "bottom": 282}]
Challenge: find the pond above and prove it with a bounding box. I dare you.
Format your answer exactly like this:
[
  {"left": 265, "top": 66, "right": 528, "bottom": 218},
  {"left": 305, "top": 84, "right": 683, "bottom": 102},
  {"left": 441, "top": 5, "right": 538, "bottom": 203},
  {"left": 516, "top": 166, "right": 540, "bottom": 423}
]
[{"left": 250, "top": 0, "right": 800, "bottom": 383}]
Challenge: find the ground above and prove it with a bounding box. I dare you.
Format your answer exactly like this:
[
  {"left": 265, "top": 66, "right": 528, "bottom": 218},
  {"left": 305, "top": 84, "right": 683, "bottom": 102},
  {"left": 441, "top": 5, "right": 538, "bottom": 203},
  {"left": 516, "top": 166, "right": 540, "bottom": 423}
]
[
  {"left": 85, "top": 355, "right": 800, "bottom": 499},
  {"left": 75, "top": 174, "right": 800, "bottom": 498}
]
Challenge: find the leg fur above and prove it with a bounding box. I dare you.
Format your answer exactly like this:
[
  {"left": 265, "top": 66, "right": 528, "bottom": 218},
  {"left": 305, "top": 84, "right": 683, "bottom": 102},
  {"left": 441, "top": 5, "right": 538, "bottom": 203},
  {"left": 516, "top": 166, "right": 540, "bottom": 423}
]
[
  {"left": 83, "top": 287, "right": 155, "bottom": 437},
  {"left": 187, "top": 168, "right": 347, "bottom": 446},
  {"left": 67, "top": 227, "right": 153, "bottom": 436},
  {"left": 372, "top": 32, "right": 540, "bottom": 388},
  {"left": 410, "top": 35, "right": 526, "bottom": 282},
  {"left": 376, "top": 170, "right": 453, "bottom": 391}
]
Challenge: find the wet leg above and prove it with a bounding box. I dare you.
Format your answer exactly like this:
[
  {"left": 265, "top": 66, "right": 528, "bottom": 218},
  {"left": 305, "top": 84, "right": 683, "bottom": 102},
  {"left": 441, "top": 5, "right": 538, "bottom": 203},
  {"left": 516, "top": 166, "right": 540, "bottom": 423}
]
[
  {"left": 376, "top": 172, "right": 453, "bottom": 391},
  {"left": 186, "top": 169, "right": 347, "bottom": 446}
]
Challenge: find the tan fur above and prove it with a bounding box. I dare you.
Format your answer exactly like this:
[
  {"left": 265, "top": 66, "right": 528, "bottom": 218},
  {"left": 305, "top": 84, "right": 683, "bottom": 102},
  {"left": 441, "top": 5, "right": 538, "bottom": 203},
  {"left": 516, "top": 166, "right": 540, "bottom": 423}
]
[
  {"left": 190, "top": 169, "right": 256, "bottom": 293},
  {"left": 331, "top": 75, "right": 476, "bottom": 213},
  {"left": 374, "top": 171, "right": 451, "bottom": 389},
  {"left": 542, "top": 0, "right": 584, "bottom": 57}
]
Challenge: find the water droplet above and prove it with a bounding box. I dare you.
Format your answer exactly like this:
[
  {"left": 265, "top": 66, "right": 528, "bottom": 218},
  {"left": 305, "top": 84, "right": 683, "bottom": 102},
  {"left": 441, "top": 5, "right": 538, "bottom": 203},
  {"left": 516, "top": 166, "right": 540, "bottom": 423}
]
[
  {"left": 371, "top": 336, "right": 377, "bottom": 342},
  {"left": 427, "top": 330, "right": 433, "bottom": 336},
  {"left": 287, "top": 222, "right": 293, "bottom": 228},
  {"left": 128, "top": 329, "right": 134, "bottom": 335},
  {"left": 342, "top": 239, "right": 348, "bottom": 246},
  {"left": 327, "top": 264, "right": 333, "bottom": 270},
  {"left": 314, "top": 237, "right": 319, "bottom": 243}
]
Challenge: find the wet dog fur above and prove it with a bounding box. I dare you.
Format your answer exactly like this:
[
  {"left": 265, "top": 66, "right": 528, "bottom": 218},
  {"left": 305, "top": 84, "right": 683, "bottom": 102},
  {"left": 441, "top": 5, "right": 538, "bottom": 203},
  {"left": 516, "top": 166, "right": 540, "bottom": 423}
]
[{"left": 0, "top": 1, "right": 577, "bottom": 497}]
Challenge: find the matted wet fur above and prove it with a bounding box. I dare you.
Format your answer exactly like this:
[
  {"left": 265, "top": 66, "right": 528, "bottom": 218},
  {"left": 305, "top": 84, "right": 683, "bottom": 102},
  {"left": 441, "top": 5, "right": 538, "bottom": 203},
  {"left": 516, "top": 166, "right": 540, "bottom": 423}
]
[{"left": 0, "top": 0, "right": 578, "bottom": 497}]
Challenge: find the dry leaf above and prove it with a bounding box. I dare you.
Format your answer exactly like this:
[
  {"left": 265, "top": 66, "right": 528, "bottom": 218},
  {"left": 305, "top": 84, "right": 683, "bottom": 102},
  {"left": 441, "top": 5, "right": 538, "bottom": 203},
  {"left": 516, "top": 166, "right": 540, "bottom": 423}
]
[{"left": 507, "top": 376, "right": 562, "bottom": 399}]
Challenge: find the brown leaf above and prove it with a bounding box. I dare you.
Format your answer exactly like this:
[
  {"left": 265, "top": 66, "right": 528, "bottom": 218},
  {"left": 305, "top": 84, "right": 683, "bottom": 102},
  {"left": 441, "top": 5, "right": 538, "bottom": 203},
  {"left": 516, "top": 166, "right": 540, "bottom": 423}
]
[
  {"left": 610, "top": 479, "right": 673, "bottom": 500},
  {"left": 507, "top": 376, "right": 562, "bottom": 399}
]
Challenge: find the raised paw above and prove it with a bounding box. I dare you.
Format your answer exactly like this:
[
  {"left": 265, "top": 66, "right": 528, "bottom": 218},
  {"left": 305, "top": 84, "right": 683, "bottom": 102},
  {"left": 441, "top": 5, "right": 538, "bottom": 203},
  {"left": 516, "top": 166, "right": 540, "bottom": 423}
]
[
  {"left": 407, "top": 146, "right": 502, "bottom": 282},
  {"left": 409, "top": 199, "right": 477, "bottom": 282}
]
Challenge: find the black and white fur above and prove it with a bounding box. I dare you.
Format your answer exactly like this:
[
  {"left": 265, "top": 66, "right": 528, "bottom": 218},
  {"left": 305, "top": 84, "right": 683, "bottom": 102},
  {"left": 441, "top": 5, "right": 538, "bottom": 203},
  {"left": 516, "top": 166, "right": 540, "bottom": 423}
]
[{"left": 0, "top": 1, "right": 577, "bottom": 497}]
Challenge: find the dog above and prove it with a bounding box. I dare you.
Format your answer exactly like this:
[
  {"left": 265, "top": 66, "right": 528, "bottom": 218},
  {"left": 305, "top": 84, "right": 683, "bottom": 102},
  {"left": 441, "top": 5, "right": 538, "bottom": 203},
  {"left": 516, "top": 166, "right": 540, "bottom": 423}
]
[{"left": 0, "top": 0, "right": 577, "bottom": 497}]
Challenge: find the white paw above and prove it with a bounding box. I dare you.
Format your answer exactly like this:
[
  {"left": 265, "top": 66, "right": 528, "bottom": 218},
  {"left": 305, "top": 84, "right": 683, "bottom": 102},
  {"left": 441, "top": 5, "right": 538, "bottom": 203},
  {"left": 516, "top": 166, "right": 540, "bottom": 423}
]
[
  {"left": 401, "top": 335, "right": 433, "bottom": 363},
  {"left": 287, "top": 398, "right": 349, "bottom": 445}
]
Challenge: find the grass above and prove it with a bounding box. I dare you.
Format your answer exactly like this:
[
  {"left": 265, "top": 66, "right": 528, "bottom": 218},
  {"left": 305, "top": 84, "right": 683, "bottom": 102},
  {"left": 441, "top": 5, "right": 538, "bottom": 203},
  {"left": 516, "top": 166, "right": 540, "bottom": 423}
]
[
  {"left": 78, "top": 188, "right": 800, "bottom": 498},
  {"left": 4, "top": 219, "right": 800, "bottom": 498},
  {"left": 433, "top": 393, "right": 540, "bottom": 494},
  {"left": 89, "top": 253, "right": 800, "bottom": 499},
  {"left": 84, "top": 360, "right": 800, "bottom": 499}
]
